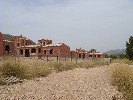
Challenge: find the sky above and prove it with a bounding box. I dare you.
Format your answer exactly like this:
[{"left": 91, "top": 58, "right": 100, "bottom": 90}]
[{"left": 0, "top": 0, "right": 133, "bottom": 52}]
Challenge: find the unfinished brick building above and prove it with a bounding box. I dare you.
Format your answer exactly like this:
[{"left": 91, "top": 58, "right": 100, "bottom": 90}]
[
  {"left": 0, "top": 32, "right": 104, "bottom": 60},
  {"left": 88, "top": 49, "right": 105, "bottom": 58},
  {"left": 70, "top": 48, "right": 104, "bottom": 60},
  {"left": 0, "top": 32, "right": 70, "bottom": 61}
]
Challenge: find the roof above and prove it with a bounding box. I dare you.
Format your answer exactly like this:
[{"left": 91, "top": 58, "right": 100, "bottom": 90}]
[
  {"left": 20, "top": 43, "right": 63, "bottom": 48},
  {"left": 21, "top": 44, "right": 40, "bottom": 48},
  {"left": 44, "top": 43, "right": 62, "bottom": 47}
]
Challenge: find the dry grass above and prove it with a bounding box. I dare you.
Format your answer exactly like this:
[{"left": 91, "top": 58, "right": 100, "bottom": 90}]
[
  {"left": 53, "top": 61, "right": 77, "bottom": 72},
  {"left": 0, "top": 58, "right": 54, "bottom": 80},
  {"left": 112, "top": 59, "right": 133, "bottom": 65},
  {"left": 0, "top": 57, "right": 107, "bottom": 85},
  {"left": 77, "top": 60, "right": 108, "bottom": 69},
  {"left": 111, "top": 64, "right": 133, "bottom": 99}
]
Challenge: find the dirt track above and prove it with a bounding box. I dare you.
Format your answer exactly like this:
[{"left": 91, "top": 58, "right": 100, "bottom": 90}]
[{"left": 0, "top": 65, "right": 123, "bottom": 100}]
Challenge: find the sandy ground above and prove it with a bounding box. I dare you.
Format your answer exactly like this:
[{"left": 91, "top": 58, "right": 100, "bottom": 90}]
[{"left": 0, "top": 65, "right": 123, "bottom": 100}]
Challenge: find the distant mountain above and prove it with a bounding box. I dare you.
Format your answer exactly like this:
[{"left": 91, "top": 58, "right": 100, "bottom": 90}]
[
  {"left": 105, "top": 49, "right": 126, "bottom": 55},
  {"left": 2, "top": 34, "right": 36, "bottom": 45},
  {"left": 2, "top": 34, "right": 16, "bottom": 41}
]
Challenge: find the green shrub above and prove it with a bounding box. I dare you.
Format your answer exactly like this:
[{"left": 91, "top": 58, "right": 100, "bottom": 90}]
[{"left": 111, "top": 64, "right": 133, "bottom": 99}]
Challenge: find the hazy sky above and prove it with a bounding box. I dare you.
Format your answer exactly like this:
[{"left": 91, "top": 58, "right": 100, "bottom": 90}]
[{"left": 0, "top": 0, "right": 133, "bottom": 52}]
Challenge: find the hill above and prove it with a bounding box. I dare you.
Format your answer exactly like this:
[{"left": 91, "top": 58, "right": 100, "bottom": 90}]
[
  {"left": 105, "top": 49, "right": 126, "bottom": 55},
  {"left": 2, "top": 34, "right": 16, "bottom": 41},
  {"left": 2, "top": 34, "right": 36, "bottom": 45}
]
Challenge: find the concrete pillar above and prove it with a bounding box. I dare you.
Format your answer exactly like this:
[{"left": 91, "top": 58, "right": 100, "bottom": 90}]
[
  {"left": 29, "top": 48, "right": 31, "bottom": 57},
  {"left": 23, "top": 49, "right": 25, "bottom": 55},
  {"left": 17, "top": 50, "right": 19, "bottom": 56}
]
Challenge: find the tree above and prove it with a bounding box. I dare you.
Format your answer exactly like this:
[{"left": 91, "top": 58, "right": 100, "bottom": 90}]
[
  {"left": 110, "top": 55, "right": 118, "bottom": 59},
  {"left": 126, "top": 36, "right": 133, "bottom": 60}
]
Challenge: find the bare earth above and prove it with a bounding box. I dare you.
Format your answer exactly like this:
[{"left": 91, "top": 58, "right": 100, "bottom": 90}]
[{"left": 0, "top": 65, "right": 123, "bottom": 100}]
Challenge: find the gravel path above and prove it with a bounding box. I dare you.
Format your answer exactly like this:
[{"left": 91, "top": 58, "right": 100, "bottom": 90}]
[{"left": 0, "top": 65, "right": 123, "bottom": 100}]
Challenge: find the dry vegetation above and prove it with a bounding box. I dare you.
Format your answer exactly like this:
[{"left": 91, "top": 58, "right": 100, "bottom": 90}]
[
  {"left": 111, "top": 63, "right": 133, "bottom": 99},
  {"left": 0, "top": 57, "right": 107, "bottom": 85},
  {"left": 1, "top": 57, "right": 133, "bottom": 99},
  {"left": 112, "top": 58, "right": 133, "bottom": 65}
]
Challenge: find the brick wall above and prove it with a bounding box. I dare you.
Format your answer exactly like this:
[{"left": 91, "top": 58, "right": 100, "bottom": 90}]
[
  {"left": 14, "top": 36, "right": 33, "bottom": 47},
  {"left": 59, "top": 44, "right": 70, "bottom": 57},
  {"left": 10, "top": 42, "right": 16, "bottom": 56},
  {"left": 40, "top": 44, "right": 71, "bottom": 58},
  {"left": 38, "top": 39, "right": 52, "bottom": 45},
  {"left": 0, "top": 32, "right": 105, "bottom": 59},
  {"left": 0, "top": 32, "right": 3, "bottom": 56}
]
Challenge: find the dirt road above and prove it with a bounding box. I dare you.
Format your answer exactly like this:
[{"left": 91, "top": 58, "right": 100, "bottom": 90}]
[{"left": 0, "top": 65, "right": 123, "bottom": 100}]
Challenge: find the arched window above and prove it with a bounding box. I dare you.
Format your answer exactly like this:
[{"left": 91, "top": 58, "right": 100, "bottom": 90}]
[
  {"left": 31, "top": 48, "right": 36, "bottom": 53},
  {"left": 5, "top": 45, "right": 10, "bottom": 52},
  {"left": 19, "top": 49, "right": 23, "bottom": 55}
]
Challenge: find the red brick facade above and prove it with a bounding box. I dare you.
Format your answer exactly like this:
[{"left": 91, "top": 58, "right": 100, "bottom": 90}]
[
  {"left": 70, "top": 48, "right": 104, "bottom": 59},
  {"left": 0, "top": 32, "right": 3, "bottom": 56},
  {"left": 88, "top": 49, "right": 105, "bottom": 58},
  {"left": 0, "top": 32, "right": 104, "bottom": 60},
  {"left": 38, "top": 39, "right": 52, "bottom": 45}
]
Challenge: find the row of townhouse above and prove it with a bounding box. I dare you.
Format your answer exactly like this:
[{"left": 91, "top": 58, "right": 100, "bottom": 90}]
[
  {"left": 0, "top": 32, "right": 104, "bottom": 61},
  {"left": 71, "top": 48, "right": 104, "bottom": 60}
]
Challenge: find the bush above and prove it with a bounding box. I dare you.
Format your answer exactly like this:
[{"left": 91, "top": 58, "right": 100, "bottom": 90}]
[
  {"left": 77, "top": 61, "right": 95, "bottom": 69},
  {"left": 0, "top": 58, "right": 53, "bottom": 80},
  {"left": 53, "top": 61, "right": 77, "bottom": 72},
  {"left": 0, "top": 58, "right": 26, "bottom": 79},
  {"left": 111, "top": 64, "right": 133, "bottom": 99},
  {"left": 113, "top": 59, "right": 133, "bottom": 65},
  {"left": 0, "top": 58, "right": 107, "bottom": 85}
]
